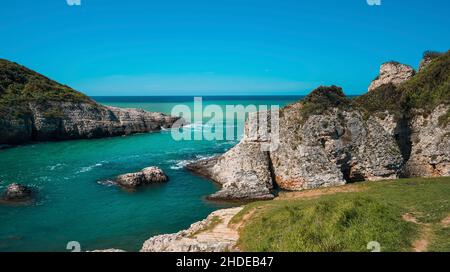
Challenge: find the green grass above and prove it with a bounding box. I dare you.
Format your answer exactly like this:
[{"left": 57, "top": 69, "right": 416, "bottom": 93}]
[
  {"left": 280, "top": 85, "right": 352, "bottom": 125},
  {"left": 233, "top": 177, "right": 450, "bottom": 252},
  {"left": 0, "top": 59, "right": 96, "bottom": 119}
]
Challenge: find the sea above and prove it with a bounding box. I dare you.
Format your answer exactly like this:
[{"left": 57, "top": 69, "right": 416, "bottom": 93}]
[{"left": 0, "top": 96, "right": 302, "bottom": 252}]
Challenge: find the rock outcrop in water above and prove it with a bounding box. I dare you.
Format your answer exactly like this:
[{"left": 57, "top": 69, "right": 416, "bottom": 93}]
[
  {"left": 116, "top": 167, "right": 169, "bottom": 188},
  {"left": 2, "top": 183, "right": 33, "bottom": 202},
  {"left": 0, "top": 59, "right": 183, "bottom": 145},
  {"left": 187, "top": 51, "right": 450, "bottom": 200},
  {"left": 186, "top": 141, "right": 275, "bottom": 201}
]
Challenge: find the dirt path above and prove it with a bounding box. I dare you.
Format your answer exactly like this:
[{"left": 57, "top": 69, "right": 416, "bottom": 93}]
[
  {"left": 140, "top": 207, "right": 244, "bottom": 252},
  {"left": 193, "top": 207, "right": 243, "bottom": 245},
  {"left": 441, "top": 215, "right": 450, "bottom": 228},
  {"left": 276, "top": 184, "right": 364, "bottom": 200},
  {"left": 402, "top": 213, "right": 432, "bottom": 252}
]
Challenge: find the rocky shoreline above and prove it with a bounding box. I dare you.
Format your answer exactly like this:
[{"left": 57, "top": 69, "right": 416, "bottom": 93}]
[
  {"left": 140, "top": 207, "right": 243, "bottom": 252},
  {"left": 0, "top": 102, "right": 183, "bottom": 146}
]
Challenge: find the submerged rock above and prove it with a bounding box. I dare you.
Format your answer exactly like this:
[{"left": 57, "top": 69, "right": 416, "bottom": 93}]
[
  {"left": 116, "top": 167, "right": 168, "bottom": 188},
  {"left": 3, "top": 183, "right": 33, "bottom": 201},
  {"left": 368, "top": 62, "right": 415, "bottom": 92}
]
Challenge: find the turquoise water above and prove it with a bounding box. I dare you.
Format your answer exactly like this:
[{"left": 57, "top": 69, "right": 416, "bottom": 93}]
[{"left": 0, "top": 96, "right": 300, "bottom": 252}]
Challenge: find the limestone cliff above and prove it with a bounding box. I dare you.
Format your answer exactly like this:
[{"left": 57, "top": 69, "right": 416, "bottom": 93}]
[
  {"left": 187, "top": 51, "right": 450, "bottom": 200},
  {"left": 0, "top": 59, "right": 181, "bottom": 145},
  {"left": 404, "top": 105, "right": 450, "bottom": 177},
  {"left": 368, "top": 62, "right": 415, "bottom": 92}
]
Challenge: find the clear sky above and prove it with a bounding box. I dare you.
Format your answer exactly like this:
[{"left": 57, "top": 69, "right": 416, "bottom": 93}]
[{"left": 1, "top": 0, "right": 449, "bottom": 96}]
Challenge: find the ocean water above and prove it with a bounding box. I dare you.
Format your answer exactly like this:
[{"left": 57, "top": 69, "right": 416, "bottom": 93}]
[{"left": 0, "top": 96, "right": 301, "bottom": 252}]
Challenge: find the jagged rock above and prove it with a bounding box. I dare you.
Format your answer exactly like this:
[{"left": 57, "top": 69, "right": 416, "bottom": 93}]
[
  {"left": 3, "top": 183, "right": 33, "bottom": 201},
  {"left": 116, "top": 167, "right": 168, "bottom": 188},
  {"left": 187, "top": 141, "right": 274, "bottom": 201},
  {"left": 187, "top": 87, "right": 404, "bottom": 199},
  {"left": 404, "top": 105, "right": 450, "bottom": 177},
  {"left": 270, "top": 103, "right": 402, "bottom": 190},
  {"left": 368, "top": 62, "right": 415, "bottom": 92},
  {"left": 186, "top": 111, "right": 275, "bottom": 200},
  {"left": 141, "top": 207, "right": 243, "bottom": 252}
]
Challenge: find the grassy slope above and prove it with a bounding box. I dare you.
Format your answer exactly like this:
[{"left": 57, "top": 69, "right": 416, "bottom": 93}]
[
  {"left": 231, "top": 177, "right": 450, "bottom": 252},
  {"left": 0, "top": 59, "right": 95, "bottom": 119}
]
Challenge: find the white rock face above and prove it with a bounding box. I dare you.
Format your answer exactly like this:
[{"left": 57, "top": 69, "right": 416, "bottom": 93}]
[
  {"left": 186, "top": 111, "right": 276, "bottom": 200},
  {"left": 404, "top": 105, "right": 450, "bottom": 177},
  {"left": 141, "top": 207, "right": 243, "bottom": 252},
  {"left": 187, "top": 91, "right": 404, "bottom": 199},
  {"left": 270, "top": 107, "right": 403, "bottom": 190},
  {"left": 187, "top": 141, "right": 274, "bottom": 200},
  {"left": 368, "top": 62, "right": 415, "bottom": 92},
  {"left": 0, "top": 101, "right": 183, "bottom": 145}
]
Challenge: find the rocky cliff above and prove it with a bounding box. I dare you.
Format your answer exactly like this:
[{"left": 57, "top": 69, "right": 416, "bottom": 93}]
[
  {"left": 368, "top": 62, "right": 415, "bottom": 92},
  {"left": 0, "top": 59, "right": 181, "bottom": 145},
  {"left": 188, "top": 50, "right": 450, "bottom": 200}
]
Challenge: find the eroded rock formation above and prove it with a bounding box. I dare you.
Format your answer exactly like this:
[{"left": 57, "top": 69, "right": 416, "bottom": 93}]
[
  {"left": 187, "top": 51, "right": 450, "bottom": 201},
  {"left": 188, "top": 87, "right": 404, "bottom": 199},
  {"left": 404, "top": 105, "right": 450, "bottom": 177},
  {"left": 368, "top": 62, "right": 415, "bottom": 92}
]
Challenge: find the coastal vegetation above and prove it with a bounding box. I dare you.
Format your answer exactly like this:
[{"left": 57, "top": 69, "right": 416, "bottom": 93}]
[
  {"left": 232, "top": 177, "right": 450, "bottom": 252},
  {"left": 0, "top": 59, "right": 94, "bottom": 119},
  {"left": 292, "top": 85, "right": 351, "bottom": 123},
  {"left": 354, "top": 50, "right": 450, "bottom": 123},
  {"left": 282, "top": 50, "right": 449, "bottom": 125}
]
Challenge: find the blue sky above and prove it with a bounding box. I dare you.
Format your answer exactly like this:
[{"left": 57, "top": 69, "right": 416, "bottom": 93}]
[{"left": 0, "top": 0, "right": 449, "bottom": 96}]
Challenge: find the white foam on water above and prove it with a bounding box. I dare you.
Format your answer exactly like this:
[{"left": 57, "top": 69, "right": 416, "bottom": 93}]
[
  {"left": 97, "top": 179, "right": 117, "bottom": 187},
  {"left": 169, "top": 154, "right": 219, "bottom": 170},
  {"left": 76, "top": 162, "right": 104, "bottom": 174},
  {"left": 47, "top": 163, "right": 66, "bottom": 171}
]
